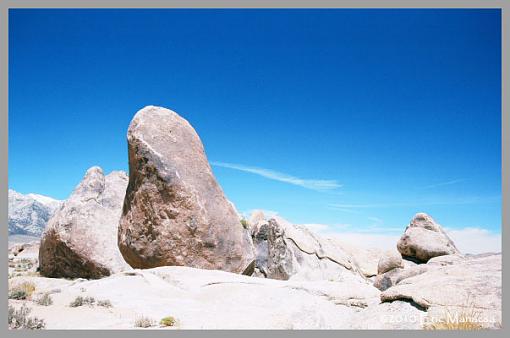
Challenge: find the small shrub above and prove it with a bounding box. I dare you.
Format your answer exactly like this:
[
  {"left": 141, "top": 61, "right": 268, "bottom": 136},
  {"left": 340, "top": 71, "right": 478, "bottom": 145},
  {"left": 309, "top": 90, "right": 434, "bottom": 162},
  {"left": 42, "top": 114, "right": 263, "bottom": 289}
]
[
  {"left": 18, "top": 258, "right": 34, "bottom": 268},
  {"left": 9, "top": 289, "right": 28, "bottom": 300},
  {"left": 69, "top": 296, "right": 95, "bottom": 307},
  {"left": 35, "top": 293, "right": 53, "bottom": 306},
  {"left": 9, "top": 282, "right": 36, "bottom": 300},
  {"left": 134, "top": 316, "right": 155, "bottom": 328},
  {"left": 240, "top": 219, "right": 249, "bottom": 229},
  {"left": 97, "top": 299, "right": 113, "bottom": 308},
  {"left": 8, "top": 305, "right": 46, "bottom": 329},
  {"left": 159, "top": 316, "right": 176, "bottom": 327}
]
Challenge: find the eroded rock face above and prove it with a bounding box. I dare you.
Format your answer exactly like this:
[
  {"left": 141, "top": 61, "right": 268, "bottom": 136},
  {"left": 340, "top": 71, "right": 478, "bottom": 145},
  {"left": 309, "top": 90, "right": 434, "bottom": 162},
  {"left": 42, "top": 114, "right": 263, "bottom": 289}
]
[
  {"left": 397, "top": 213, "right": 459, "bottom": 262},
  {"left": 118, "top": 106, "right": 255, "bottom": 273},
  {"left": 250, "top": 213, "right": 365, "bottom": 282},
  {"left": 39, "top": 167, "right": 130, "bottom": 279}
]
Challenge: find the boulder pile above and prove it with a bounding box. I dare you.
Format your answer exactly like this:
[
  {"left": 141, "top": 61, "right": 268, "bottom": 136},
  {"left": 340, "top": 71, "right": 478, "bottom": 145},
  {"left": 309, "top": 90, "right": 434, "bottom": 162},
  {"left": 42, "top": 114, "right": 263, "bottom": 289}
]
[{"left": 30, "top": 105, "right": 500, "bottom": 329}]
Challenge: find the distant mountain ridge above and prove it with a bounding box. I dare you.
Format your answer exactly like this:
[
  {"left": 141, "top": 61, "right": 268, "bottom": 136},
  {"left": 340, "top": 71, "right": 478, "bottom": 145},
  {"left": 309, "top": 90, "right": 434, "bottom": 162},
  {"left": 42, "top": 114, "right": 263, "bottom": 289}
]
[{"left": 8, "top": 189, "right": 62, "bottom": 237}]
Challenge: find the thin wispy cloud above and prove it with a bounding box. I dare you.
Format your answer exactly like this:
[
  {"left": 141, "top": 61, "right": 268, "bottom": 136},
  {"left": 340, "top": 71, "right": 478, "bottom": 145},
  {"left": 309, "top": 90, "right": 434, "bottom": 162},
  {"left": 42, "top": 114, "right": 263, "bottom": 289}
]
[
  {"left": 329, "top": 203, "right": 404, "bottom": 209},
  {"left": 421, "top": 179, "right": 465, "bottom": 189},
  {"left": 331, "top": 207, "right": 361, "bottom": 214},
  {"left": 367, "top": 216, "right": 384, "bottom": 228},
  {"left": 328, "top": 196, "right": 499, "bottom": 210},
  {"left": 212, "top": 161, "right": 342, "bottom": 191}
]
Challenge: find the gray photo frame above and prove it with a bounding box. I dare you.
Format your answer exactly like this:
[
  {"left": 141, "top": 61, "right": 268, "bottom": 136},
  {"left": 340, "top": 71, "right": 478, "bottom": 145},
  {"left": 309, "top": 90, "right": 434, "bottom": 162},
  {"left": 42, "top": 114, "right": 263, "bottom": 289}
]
[{"left": 1, "top": 1, "right": 507, "bottom": 337}]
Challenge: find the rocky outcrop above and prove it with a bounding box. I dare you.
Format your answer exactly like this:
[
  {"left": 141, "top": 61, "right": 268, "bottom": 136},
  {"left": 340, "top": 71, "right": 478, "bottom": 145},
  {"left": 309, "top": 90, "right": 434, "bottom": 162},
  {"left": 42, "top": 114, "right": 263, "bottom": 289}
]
[
  {"left": 8, "top": 190, "right": 61, "bottom": 237},
  {"left": 118, "top": 106, "right": 255, "bottom": 274},
  {"left": 381, "top": 253, "right": 501, "bottom": 328},
  {"left": 373, "top": 248, "right": 426, "bottom": 292},
  {"left": 330, "top": 240, "right": 383, "bottom": 278},
  {"left": 250, "top": 213, "right": 365, "bottom": 282},
  {"left": 39, "top": 167, "right": 130, "bottom": 279},
  {"left": 397, "top": 213, "right": 459, "bottom": 262},
  {"left": 373, "top": 265, "right": 429, "bottom": 291},
  {"left": 10, "top": 243, "right": 36, "bottom": 257},
  {"left": 8, "top": 242, "right": 40, "bottom": 277},
  {"left": 377, "top": 250, "right": 403, "bottom": 274}
]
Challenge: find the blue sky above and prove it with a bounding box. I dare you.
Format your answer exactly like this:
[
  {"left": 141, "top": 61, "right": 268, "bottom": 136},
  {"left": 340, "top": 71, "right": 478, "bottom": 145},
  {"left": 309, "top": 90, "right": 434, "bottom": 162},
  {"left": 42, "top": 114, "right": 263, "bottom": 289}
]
[{"left": 9, "top": 9, "right": 501, "bottom": 235}]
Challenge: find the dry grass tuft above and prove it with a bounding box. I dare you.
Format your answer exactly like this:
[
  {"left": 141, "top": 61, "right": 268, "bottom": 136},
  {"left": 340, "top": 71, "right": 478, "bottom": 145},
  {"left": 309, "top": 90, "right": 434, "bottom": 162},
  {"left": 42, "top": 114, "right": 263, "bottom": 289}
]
[
  {"left": 35, "top": 293, "right": 53, "bottom": 306},
  {"left": 9, "top": 281, "right": 36, "bottom": 300},
  {"left": 134, "top": 315, "right": 155, "bottom": 328},
  {"left": 424, "top": 299, "right": 487, "bottom": 330},
  {"left": 69, "top": 296, "right": 96, "bottom": 307}
]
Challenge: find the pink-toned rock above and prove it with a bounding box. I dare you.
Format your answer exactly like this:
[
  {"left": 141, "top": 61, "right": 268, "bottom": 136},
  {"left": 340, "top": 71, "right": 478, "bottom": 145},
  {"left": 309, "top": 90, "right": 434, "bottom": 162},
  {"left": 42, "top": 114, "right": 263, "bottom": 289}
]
[
  {"left": 39, "top": 167, "right": 130, "bottom": 278},
  {"left": 377, "top": 250, "right": 403, "bottom": 274},
  {"left": 397, "top": 213, "right": 459, "bottom": 262},
  {"left": 118, "top": 106, "right": 255, "bottom": 274}
]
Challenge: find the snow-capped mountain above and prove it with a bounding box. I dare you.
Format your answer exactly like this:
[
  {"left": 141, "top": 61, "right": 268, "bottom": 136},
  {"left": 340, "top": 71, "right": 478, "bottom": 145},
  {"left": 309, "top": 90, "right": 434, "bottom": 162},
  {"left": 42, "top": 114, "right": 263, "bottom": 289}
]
[{"left": 8, "top": 189, "right": 62, "bottom": 237}]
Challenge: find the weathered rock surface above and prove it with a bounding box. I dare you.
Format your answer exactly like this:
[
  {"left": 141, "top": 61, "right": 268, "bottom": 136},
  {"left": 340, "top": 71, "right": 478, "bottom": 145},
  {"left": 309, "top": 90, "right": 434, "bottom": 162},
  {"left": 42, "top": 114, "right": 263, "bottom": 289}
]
[
  {"left": 331, "top": 240, "right": 383, "bottom": 277},
  {"left": 118, "top": 106, "right": 255, "bottom": 273},
  {"left": 250, "top": 213, "right": 365, "bottom": 282},
  {"left": 9, "top": 236, "right": 500, "bottom": 329},
  {"left": 8, "top": 242, "right": 40, "bottom": 277},
  {"left": 374, "top": 265, "right": 429, "bottom": 291},
  {"left": 10, "top": 242, "right": 38, "bottom": 258},
  {"left": 350, "top": 300, "right": 426, "bottom": 329},
  {"left": 381, "top": 253, "right": 501, "bottom": 328},
  {"left": 9, "top": 265, "right": 389, "bottom": 329},
  {"left": 39, "top": 167, "right": 130, "bottom": 279},
  {"left": 377, "top": 250, "right": 403, "bottom": 274},
  {"left": 397, "top": 213, "right": 459, "bottom": 262}
]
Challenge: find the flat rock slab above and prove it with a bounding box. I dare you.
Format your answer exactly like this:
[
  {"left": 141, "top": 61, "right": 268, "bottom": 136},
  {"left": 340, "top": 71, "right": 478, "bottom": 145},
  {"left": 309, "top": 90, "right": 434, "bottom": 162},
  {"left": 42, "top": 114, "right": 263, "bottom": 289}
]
[
  {"left": 381, "top": 253, "right": 501, "bottom": 328},
  {"left": 9, "top": 266, "right": 389, "bottom": 329}
]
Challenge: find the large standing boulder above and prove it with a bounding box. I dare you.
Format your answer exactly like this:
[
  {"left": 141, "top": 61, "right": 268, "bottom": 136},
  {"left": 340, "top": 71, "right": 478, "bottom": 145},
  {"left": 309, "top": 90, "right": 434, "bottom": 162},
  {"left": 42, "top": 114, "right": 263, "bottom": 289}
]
[
  {"left": 39, "top": 167, "right": 130, "bottom": 278},
  {"left": 397, "top": 213, "right": 459, "bottom": 262},
  {"left": 118, "top": 106, "right": 255, "bottom": 274}
]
